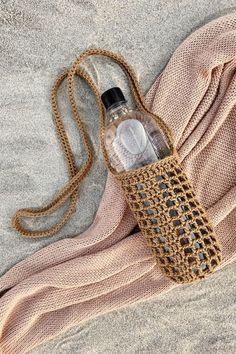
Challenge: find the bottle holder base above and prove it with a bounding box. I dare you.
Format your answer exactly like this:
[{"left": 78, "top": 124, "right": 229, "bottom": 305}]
[{"left": 116, "top": 155, "right": 222, "bottom": 284}]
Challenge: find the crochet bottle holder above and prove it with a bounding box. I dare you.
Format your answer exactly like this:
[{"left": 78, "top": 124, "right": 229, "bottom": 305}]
[
  {"left": 12, "top": 48, "right": 222, "bottom": 283},
  {"left": 115, "top": 155, "right": 222, "bottom": 283}
]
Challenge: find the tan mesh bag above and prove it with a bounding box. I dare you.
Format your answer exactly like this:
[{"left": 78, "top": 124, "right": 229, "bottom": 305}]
[
  {"left": 12, "top": 48, "right": 222, "bottom": 283},
  {"left": 115, "top": 155, "right": 222, "bottom": 283}
]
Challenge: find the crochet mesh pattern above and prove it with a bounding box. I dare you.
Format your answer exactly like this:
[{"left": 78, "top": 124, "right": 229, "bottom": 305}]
[
  {"left": 117, "top": 155, "right": 222, "bottom": 283},
  {"left": 11, "top": 48, "right": 222, "bottom": 283}
]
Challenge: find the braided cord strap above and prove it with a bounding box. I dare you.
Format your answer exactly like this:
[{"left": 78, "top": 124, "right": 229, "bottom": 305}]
[
  {"left": 11, "top": 48, "right": 222, "bottom": 283},
  {"left": 11, "top": 48, "right": 173, "bottom": 238}
]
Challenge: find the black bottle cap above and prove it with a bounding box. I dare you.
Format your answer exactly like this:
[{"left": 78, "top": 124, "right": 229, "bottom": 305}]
[{"left": 101, "top": 87, "right": 127, "bottom": 110}]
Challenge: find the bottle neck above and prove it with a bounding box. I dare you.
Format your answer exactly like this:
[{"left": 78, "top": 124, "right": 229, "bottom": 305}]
[{"left": 107, "top": 102, "right": 131, "bottom": 122}]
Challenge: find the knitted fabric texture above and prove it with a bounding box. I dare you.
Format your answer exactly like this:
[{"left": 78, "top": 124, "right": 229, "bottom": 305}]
[{"left": 0, "top": 13, "right": 236, "bottom": 354}]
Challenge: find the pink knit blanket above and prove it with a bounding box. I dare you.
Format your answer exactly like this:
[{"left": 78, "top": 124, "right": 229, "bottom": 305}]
[{"left": 0, "top": 12, "right": 236, "bottom": 354}]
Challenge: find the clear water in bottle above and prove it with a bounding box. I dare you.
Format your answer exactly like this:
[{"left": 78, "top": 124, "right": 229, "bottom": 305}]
[{"left": 101, "top": 87, "right": 171, "bottom": 173}]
